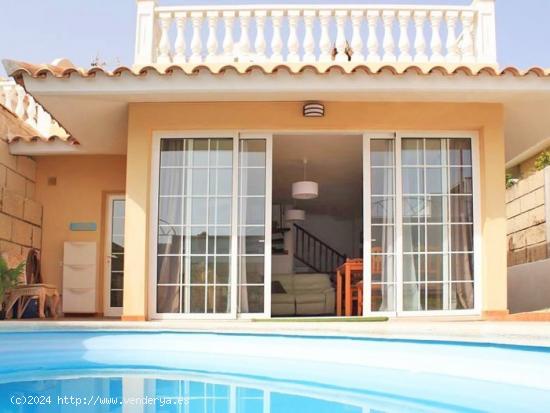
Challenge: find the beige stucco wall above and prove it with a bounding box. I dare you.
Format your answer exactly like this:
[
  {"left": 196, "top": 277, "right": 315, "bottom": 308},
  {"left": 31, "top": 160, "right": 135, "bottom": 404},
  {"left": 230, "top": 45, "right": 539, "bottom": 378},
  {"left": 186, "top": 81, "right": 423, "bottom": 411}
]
[
  {"left": 123, "top": 101, "right": 506, "bottom": 320},
  {"left": 0, "top": 139, "right": 42, "bottom": 266},
  {"left": 34, "top": 155, "right": 126, "bottom": 313}
]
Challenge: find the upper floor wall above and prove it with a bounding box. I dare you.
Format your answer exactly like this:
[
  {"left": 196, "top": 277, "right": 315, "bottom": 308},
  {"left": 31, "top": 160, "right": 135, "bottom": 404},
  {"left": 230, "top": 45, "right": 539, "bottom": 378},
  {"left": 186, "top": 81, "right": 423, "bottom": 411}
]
[{"left": 134, "top": 0, "right": 497, "bottom": 68}]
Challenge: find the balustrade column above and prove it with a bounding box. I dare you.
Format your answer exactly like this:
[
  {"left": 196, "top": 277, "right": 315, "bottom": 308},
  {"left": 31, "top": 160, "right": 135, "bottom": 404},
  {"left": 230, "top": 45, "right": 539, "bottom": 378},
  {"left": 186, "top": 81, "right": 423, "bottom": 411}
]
[
  {"left": 190, "top": 12, "right": 204, "bottom": 63},
  {"left": 397, "top": 10, "right": 412, "bottom": 62},
  {"left": 303, "top": 10, "right": 316, "bottom": 62},
  {"left": 222, "top": 11, "right": 235, "bottom": 60},
  {"left": 334, "top": 11, "right": 348, "bottom": 62},
  {"left": 287, "top": 10, "right": 301, "bottom": 62},
  {"left": 382, "top": 10, "right": 396, "bottom": 62},
  {"left": 413, "top": 11, "right": 428, "bottom": 63},
  {"left": 430, "top": 11, "right": 443, "bottom": 62},
  {"left": 25, "top": 95, "right": 37, "bottom": 129},
  {"left": 460, "top": 11, "right": 475, "bottom": 63},
  {"left": 157, "top": 12, "right": 172, "bottom": 64},
  {"left": 238, "top": 11, "right": 251, "bottom": 60},
  {"left": 205, "top": 12, "right": 219, "bottom": 62},
  {"left": 318, "top": 11, "right": 332, "bottom": 62},
  {"left": 445, "top": 11, "right": 460, "bottom": 63},
  {"left": 14, "top": 86, "right": 26, "bottom": 119},
  {"left": 173, "top": 12, "right": 187, "bottom": 63},
  {"left": 350, "top": 11, "right": 364, "bottom": 62},
  {"left": 3, "top": 86, "right": 16, "bottom": 112},
  {"left": 254, "top": 10, "right": 267, "bottom": 61},
  {"left": 366, "top": 11, "right": 380, "bottom": 62},
  {"left": 271, "top": 11, "right": 284, "bottom": 62}
]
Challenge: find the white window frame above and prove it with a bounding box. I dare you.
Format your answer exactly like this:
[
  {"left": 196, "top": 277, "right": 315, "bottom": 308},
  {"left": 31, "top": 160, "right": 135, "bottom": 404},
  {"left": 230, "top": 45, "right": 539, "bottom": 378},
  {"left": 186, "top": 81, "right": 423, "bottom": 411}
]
[
  {"left": 363, "top": 131, "right": 482, "bottom": 317},
  {"left": 104, "top": 193, "right": 125, "bottom": 317},
  {"left": 149, "top": 131, "right": 272, "bottom": 320}
]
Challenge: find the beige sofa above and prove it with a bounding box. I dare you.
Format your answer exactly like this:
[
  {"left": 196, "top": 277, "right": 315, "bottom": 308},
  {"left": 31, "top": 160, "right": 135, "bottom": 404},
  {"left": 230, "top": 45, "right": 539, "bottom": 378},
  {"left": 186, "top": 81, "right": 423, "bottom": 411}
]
[{"left": 271, "top": 273, "right": 335, "bottom": 316}]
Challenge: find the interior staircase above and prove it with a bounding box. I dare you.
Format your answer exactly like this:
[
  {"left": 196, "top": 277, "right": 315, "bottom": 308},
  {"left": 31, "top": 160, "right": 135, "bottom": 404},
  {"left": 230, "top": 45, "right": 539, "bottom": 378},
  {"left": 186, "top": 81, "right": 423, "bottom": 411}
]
[{"left": 293, "top": 224, "right": 347, "bottom": 275}]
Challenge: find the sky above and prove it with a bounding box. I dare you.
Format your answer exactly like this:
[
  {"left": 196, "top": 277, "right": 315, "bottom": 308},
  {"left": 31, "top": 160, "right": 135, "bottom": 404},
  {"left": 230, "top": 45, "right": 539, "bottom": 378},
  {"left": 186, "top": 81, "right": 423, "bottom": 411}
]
[{"left": 1, "top": 0, "right": 549, "bottom": 75}]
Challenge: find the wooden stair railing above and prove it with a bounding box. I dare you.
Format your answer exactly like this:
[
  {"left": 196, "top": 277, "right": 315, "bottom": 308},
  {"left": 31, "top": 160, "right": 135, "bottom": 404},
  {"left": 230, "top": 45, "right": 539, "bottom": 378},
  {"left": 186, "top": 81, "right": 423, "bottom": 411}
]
[{"left": 293, "top": 224, "right": 347, "bottom": 275}]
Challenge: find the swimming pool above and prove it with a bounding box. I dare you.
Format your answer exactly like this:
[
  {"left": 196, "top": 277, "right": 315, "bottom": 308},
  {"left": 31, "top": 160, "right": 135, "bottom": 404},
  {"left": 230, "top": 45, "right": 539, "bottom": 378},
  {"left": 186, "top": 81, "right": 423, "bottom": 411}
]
[{"left": 0, "top": 331, "right": 549, "bottom": 412}]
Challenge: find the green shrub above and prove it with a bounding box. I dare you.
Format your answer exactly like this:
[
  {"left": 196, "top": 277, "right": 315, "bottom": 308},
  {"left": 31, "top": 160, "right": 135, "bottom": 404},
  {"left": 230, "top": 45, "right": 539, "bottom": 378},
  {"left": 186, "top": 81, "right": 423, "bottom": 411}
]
[
  {"left": 0, "top": 256, "right": 24, "bottom": 306},
  {"left": 535, "top": 151, "right": 550, "bottom": 171}
]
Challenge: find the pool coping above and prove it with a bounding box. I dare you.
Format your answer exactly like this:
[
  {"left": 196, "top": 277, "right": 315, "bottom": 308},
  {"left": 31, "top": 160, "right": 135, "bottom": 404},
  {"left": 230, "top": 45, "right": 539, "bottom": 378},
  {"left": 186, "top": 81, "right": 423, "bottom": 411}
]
[{"left": 1, "top": 319, "right": 550, "bottom": 347}]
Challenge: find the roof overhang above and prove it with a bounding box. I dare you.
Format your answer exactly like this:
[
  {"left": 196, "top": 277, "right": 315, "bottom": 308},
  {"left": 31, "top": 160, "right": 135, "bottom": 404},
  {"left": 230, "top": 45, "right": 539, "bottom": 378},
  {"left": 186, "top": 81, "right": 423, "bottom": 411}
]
[{"left": 7, "top": 62, "right": 550, "bottom": 163}]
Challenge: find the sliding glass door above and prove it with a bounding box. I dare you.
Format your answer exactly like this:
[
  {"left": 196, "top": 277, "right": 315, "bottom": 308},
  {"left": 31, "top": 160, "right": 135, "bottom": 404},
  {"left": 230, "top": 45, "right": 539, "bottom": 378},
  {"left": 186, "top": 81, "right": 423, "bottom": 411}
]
[
  {"left": 153, "top": 133, "right": 271, "bottom": 319},
  {"left": 364, "top": 132, "right": 478, "bottom": 316}
]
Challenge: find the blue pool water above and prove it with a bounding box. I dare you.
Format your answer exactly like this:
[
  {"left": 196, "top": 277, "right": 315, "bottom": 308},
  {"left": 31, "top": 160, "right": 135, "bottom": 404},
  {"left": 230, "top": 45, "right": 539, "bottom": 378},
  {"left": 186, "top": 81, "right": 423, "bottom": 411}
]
[{"left": 0, "top": 331, "right": 549, "bottom": 412}]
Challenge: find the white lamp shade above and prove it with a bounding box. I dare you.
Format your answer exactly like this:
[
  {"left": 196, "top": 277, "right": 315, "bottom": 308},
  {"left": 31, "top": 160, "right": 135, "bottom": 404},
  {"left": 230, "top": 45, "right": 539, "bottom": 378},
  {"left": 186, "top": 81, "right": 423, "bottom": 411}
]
[
  {"left": 285, "top": 209, "right": 306, "bottom": 222},
  {"left": 292, "top": 181, "right": 319, "bottom": 199}
]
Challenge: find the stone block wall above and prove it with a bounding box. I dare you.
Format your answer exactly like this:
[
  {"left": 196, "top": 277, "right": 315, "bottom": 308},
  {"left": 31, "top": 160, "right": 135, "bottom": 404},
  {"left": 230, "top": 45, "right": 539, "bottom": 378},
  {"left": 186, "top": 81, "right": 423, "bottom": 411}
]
[
  {"left": 506, "top": 168, "right": 548, "bottom": 266},
  {"left": 0, "top": 139, "right": 42, "bottom": 265}
]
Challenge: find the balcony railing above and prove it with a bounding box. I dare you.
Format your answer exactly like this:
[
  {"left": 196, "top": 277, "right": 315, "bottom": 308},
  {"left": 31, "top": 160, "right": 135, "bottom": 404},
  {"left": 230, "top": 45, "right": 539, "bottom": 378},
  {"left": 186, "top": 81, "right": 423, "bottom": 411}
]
[{"left": 134, "top": 0, "right": 497, "bottom": 68}]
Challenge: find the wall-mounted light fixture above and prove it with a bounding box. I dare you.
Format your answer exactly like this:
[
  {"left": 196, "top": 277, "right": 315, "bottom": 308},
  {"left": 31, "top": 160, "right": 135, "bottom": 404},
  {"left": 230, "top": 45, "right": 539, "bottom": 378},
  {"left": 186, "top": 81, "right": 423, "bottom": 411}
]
[{"left": 303, "top": 102, "right": 324, "bottom": 117}]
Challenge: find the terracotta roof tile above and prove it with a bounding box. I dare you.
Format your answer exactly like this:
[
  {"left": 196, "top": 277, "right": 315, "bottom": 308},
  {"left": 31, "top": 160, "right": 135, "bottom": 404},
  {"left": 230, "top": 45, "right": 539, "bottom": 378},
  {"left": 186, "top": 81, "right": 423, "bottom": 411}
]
[{"left": 4, "top": 59, "right": 550, "bottom": 79}]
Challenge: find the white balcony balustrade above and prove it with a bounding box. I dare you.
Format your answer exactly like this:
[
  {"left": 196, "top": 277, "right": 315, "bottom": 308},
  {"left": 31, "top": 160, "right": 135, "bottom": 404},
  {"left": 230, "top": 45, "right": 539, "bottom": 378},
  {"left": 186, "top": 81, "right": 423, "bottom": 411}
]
[
  {"left": 134, "top": 0, "right": 497, "bottom": 68},
  {"left": 0, "top": 80, "right": 68, "bottom": 140}
]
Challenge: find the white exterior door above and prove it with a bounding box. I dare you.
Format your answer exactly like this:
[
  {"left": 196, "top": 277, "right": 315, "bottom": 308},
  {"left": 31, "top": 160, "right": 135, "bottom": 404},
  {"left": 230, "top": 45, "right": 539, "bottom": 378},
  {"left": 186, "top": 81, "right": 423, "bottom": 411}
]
[
  {"left": 104, "top": 194, "right": 125, "bottom": 317},
  {"left": 363, "top": 132, "right": 481, "bottom": 317},
  {"left": 150, "top": 133, "right": 272, "bottom": 319}
]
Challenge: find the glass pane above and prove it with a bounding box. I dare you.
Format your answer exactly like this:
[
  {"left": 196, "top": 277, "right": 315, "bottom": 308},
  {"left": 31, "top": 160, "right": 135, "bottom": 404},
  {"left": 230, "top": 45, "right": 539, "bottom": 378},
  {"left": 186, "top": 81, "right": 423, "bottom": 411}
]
[
  {"left": 371, "top": 284, "right": 394, "bottom": 312},
  {"left": 239, "top": 286, "right": 264, "bottom": 313},
  {"left": 402, "top": 168, "right": 424, "bottom": 194},
  {"left": 157, "top": 256, "right": 181, "bottom": 284},
  {"left": 426, "top": 225, "right": 444, "bottom": 252},
  {"left": 403, "top": 254, "right": 425, "bottom": 282},
  {"left": 111, "top": 254, "right": 124, "bottom": 272},
  {"left": 371, "top": 197, "right": 393, "bottom": 224},
  {"left": 239, "top": 226, "right": 265, "bottom": 254},
  {"left": 242, "top": 168, "right": 266, "bottom": 196},
  {"left": 450, "top": 196, "right": 473, "bottom": 223},
  {"left": 113, "top": 200, "right": 125, "bottom": 218},
  {"left": 371, "top": 225, "right": 394, "bottom": 254},
  {"left": 403, "top": 225, "right": 425, "bottom": 252},
  {"left": 112, "top": 217, "right": 125, "bottom": 236},
  {"left": 449, "top": 167, "right": 473, "bottom": 194},
  {"left": 215, "top": 226, "right": 231, "bottom": 254},
  {"left": 160, "top": 139, "right": 184, "bottom": 167},
  {"left": 371, "top": 255, "right": 394, "bottom": 283},
  {"left": 210, "top": 139, "right": 233, "bottom": 167},
  {"left": 402, "top": 196, "right": 426, "bottom": 223},
  {"left": 216, "top": 197, "right": 231, "bottom": 225},
  {"left": 111, "top": 272, "right": 123, "bottom": 290},
  {"left": 215, "top": 256, "right": 230, "bottom": 284},
  {"left": 215, "top": 286, "right": 230, "bottom": 313},
  {"left": 451, "top": 253, "right": 474, "bottom": 281},
  {"left": 449, "top": 139, "right": 472, "bottom": 166},
  {"left": 241, "top": 198, "right": 265, "bottom": 225},
  {"left": 371, "top": 169, "right": 393, "bottom": 195},
  {"left": 158, "top": 226, "right": 183, "bottom": 255},
  {"left": 212, "top": 168, "right": 232, "bottom": 196},
  {"left": 190, "top": 256, "right": 206, "bottom": 284},
  {"left": 238, "top": 256, "right": 264, "bottom": 284},
  {"left": 157, "top": 286, "right": 180, "bottom": 313},
  {"left": 190, "top": 286, "right": 206, "bottom": 313},
  {"left": 190, "top": 227, "right": 207, "bottom": 254},
  {"left": 370, "top": 139, "right": 394, "bottom": 166},
  {"left": 191, "top": 140, "right": 209, "bottom": 166},
  {"left": 451, "top": 282, "right": 474, "bottom": 309},
  {"left": 427, "top": 196, "right": 445, "bottom": 223},
  {"left": 112, "top": 236, "right": 124, "bottom": 253},
  {"left": 427, "top": 254, "right": 445, "bottom": 282},
  {"left": 159, "top": 197, "right": 183, "bottom": 226},
  {"left": 427, "top": 283, "right": 444, "bottom": 310},
  {"left": 425, "top": 139, "right": 443, "bottom": 165},
  {"left": 160, "top": 168, "right": 183, "bottom": 196},
  {"left": 403, "top": 284, "right": 425, "bottom": 311},
  {"left": 110, "top": 290, "right": 123, "bottom": 308},
  {"left": 451, "top": 224, "right": 473, "bottom": 252},
  {"left": 191, "top": 168, "right": 208, "bottom": 195},
  {"left": 402, "top": 139, "right": 423, "bottom": 165},
  {"left": 240, "top": 140, "right": 266, "bottom": 167},
  {"left": 191, "top": 198, "right": 207, "bottom": 224},
  {"left": 426, "top": 168, "right": 443, "bottom": 194}
]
